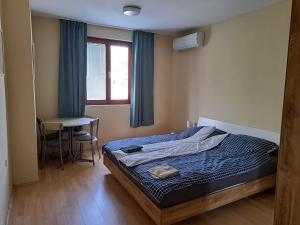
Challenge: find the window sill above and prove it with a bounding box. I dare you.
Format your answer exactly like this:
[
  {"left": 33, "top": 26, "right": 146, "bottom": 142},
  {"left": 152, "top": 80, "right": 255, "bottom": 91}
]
[{"left": 86, "top": 101, "right": 130, "bottom": 106}]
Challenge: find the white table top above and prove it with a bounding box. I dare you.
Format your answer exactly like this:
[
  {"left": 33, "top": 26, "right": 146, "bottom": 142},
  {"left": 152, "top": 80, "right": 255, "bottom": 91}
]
[{"left": 42, "top": 117, "right": 94, "bottom": 128}]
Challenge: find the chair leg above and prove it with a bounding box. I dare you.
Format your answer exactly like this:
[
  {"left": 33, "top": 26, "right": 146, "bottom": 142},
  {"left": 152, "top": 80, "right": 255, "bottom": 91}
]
[
  {"left": 91, "top": 143, "right": 95, "bottom": 166},
  {"left": 39, "top": 142, "right": 43, "bottom": 169},
  {"left": 70, "top": 131, "right": 74, "bottom": 163},
  {"left": 96, "top": 141, "right": 101, "bottom": 160},
  {"left": 42, "top": 144, "right": 46, "bottom": 169},
  {"left": 74, "top": 142, "right": 79, "bottom": 160},
  {"left": 59, "top": 147, "right": 64, "bottom": 170},
  {"left": 80, "top": 143, "right": 83, "bottom": 158}
]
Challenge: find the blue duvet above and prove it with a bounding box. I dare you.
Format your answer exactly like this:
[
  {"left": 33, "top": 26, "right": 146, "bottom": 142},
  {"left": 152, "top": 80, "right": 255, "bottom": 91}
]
[{"left": 103, "top": 128, "right": 278, "bottom": 204}]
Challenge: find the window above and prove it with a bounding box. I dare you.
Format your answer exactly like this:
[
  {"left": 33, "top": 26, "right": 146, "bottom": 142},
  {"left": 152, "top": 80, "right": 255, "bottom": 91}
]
[{"left": 86, "top": 37, "right": 131, "bottom": 105}]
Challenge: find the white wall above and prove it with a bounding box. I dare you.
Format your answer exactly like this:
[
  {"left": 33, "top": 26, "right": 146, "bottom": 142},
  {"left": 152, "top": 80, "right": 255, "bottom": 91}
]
[
  {"left": 0, "top": 0, "right": 10, "bottom": 223},
  {"left": 0, "top": 76, "right": 9, "bottom": 225}
]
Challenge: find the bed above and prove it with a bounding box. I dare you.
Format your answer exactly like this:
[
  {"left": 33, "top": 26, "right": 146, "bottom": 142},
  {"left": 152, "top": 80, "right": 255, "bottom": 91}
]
[{"left": 102, "top": 117, "right": 280, "bottom": 225}]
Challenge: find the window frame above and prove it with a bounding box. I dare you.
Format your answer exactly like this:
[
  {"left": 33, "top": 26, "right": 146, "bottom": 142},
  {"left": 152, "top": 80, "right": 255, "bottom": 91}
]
[{"left": 86, "top": 37, "right": 132, "bottom": 105}]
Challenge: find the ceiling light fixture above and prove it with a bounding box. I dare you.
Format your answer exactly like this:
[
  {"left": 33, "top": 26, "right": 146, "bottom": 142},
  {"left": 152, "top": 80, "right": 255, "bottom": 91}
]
[{"left": 123, "top": 5, "right": 141, "bottom": 16}]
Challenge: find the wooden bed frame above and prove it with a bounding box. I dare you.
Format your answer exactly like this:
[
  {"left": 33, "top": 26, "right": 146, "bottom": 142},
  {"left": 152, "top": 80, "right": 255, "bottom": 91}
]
[
  {"left": 103, "top": 118, "right": 279, "bottom": 224},
  {"left": 104, "top": 154, "right": 276, "bottom": 225}
]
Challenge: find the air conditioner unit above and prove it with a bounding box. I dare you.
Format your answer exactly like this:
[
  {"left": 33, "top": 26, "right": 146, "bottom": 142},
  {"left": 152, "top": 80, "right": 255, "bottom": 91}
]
[{"left": 173, "top": 32, "right": 204, "bottom": 51}]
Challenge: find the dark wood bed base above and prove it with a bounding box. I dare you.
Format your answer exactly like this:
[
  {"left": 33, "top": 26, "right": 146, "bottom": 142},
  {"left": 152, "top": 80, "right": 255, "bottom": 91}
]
[{"left": 103, "top": 153, "right": 276, "bottom": 225}]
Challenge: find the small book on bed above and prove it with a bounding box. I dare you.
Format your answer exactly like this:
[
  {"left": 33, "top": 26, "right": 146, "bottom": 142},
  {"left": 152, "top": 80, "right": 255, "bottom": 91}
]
[{"left": 120, "top": 145, "right": 143, "bottom": 153}]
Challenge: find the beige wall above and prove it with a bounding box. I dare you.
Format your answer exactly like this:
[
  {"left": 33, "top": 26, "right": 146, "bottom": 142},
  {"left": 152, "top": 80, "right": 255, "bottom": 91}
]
[
  {"left": 3, "top": 0, "right": 38, "bottom": 185},
  {"left": 88, "top": 24, "right": 132, "bottom": 42},
  {"left": 32, "top": 0, "right": 291, "bottom": 145},
  {"left": 32, "top": 16, "right": 173, "bottom": 143},
  {"left": 170, "top": 0, "right": 291, "bottom": 133},
  {"left": 32, "top": 17, "right": 60, "bottom": 119},
  {"left": 86, "top": 34, "right": 173, "bottom": 142}
]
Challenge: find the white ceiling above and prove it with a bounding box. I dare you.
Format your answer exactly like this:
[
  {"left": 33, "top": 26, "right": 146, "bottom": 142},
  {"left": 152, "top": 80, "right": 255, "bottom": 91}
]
[{"left": 30, "top": 0, "right": 283, "bottom": 34}]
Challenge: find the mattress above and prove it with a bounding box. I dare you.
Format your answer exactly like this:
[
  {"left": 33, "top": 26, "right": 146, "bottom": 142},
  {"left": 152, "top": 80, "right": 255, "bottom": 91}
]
[{"left": 103, "top": 129, "right": 278, "bottom": 208}]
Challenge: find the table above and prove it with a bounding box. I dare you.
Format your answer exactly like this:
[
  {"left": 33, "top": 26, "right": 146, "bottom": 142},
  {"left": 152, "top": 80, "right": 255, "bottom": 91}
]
[
  {"left": 42, "top": 117, "right": 94, "bottom": 163},
  {"left": 43, "top": 117, "right": 94, "bottom": 128}
]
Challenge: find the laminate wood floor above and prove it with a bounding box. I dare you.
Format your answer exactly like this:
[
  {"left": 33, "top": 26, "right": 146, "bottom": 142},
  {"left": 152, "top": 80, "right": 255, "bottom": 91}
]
[{"left": 9, "top": 159, "right": 275, "bottom": 225}]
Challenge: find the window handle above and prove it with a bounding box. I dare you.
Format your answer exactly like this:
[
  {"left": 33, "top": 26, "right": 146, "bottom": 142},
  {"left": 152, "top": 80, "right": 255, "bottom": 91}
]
[{"left": 108, "top": 71, "right": 111, "bottom": 79}]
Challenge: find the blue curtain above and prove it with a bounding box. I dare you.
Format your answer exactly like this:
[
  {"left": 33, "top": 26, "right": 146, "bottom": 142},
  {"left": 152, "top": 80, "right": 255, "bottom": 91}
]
[
  {"left": 58, "top": 20, "right": 87, "bottom": 118},
  {"left": 130, "top": 31, "right": 155, "bottom": 128}
]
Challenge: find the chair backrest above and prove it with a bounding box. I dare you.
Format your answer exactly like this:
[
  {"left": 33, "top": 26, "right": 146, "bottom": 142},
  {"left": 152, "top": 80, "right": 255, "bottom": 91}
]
[
  {"left": 90, "top": 118, "right": 100, "bottom": 139},
  {"left": 42, "top": 122, "right": 63, "bottom": 146},
  {"left": 42, "top": 122, "right": 64, "bottom": 143},
  {"left": 42, "top": 122, "right": 64, "bottom": 131}
]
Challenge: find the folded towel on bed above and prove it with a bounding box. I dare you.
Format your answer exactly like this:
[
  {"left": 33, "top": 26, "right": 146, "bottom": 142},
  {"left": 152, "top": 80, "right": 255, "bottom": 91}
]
[
  {"left": 148, "top": 164, "right": 179, "bottom": 179},
  {"left": 120, "top": 145, "right": 143, "bottom": 153}
]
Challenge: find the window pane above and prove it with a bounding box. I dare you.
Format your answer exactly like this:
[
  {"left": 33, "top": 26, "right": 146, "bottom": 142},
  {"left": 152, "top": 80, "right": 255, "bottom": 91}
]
[
  {"left": 87, "top": 42, "right": 106, "bottom": 100},
  {"left": 110, "top": 45, "right": 129, "bottom": 100}
]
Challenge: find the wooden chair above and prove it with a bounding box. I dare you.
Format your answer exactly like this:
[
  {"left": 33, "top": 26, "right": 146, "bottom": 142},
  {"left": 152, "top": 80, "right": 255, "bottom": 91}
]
[
  {"left": 36, "top": 118, "right": 55, "bottom": 161},
  {"left": 41, "top": 122, "right": 67, "bottom": 169},
  {"left": 74, "top": 118, "right": 100, "bottom": 165},
  {"left": 37, "top": 118, "right": 64, "bottom": 168}
]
